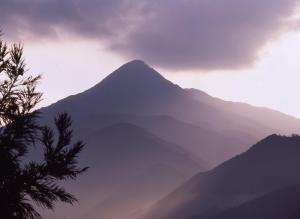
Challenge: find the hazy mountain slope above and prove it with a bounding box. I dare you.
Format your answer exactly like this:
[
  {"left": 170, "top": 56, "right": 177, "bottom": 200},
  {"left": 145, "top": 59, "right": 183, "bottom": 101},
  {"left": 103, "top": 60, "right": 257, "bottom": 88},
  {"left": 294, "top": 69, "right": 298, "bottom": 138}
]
[
  {"left": 205, "top": 183, "right": 300, "bottom": 219},
  {"left": 83, "top": 164, "right": 187, "bottom": 219},
  {"left": 73, "top": 113, "right": 253, "bottom": 167},
  {"left": 42, "top": 60, "right": 300, "bottom": 167},
  {"left": 142, "top": 135, "right": 300, "bottom": 219},
  {"left": 77, "top": 122, "right": 202, "bottom": 206},
  {"left": 45, "top": 60, "right": 300, "bottom": 138},
  {"left": 43, "top": 123, "right": 202, "bottom": 219},
  {"left": 38, "top": 60, "right": 300, "bottom": 218},
  {"left": 187, "top": 88, "right": 300, "bottom": 135}
]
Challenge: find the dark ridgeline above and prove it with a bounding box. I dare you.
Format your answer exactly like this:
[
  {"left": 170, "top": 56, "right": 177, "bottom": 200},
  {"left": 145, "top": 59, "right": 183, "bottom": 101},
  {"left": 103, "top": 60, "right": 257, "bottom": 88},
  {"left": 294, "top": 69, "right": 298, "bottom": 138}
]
[
  {"left": 142, "top": 135, "right": 300, "bottom": 219},
  {"left": 38, "top": 60, "right": 300, "bottom": 219},
  {"left": 0, "top": 36, "right": 87, "bottom": 219}
]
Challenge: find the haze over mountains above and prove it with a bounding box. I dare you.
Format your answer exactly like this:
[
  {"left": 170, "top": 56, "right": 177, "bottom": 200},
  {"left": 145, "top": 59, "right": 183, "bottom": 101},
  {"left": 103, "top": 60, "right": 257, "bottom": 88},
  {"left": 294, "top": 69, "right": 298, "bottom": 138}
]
[
  {"left": 40, "top": 60, "right": 300, "bottom": 219},
  {"left": 44, "top": 60, "right": 300, "bottom": 166},
  {"left": 142, "top": 135, "right": 300, "bottom": 219}
]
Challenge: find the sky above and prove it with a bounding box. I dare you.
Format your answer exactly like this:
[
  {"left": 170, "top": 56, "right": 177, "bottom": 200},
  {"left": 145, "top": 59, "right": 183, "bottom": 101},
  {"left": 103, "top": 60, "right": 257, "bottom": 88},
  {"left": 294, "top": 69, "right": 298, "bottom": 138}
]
[{"left": 2, "top": 0, "right": 300, "bottom": 118}]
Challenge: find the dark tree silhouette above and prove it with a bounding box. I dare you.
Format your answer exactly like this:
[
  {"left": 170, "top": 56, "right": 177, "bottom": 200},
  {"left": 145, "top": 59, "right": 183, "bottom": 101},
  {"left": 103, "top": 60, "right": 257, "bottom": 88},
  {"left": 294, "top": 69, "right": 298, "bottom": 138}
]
[{"left": 0, "top": 33, "right": 88, "bottom": 219}]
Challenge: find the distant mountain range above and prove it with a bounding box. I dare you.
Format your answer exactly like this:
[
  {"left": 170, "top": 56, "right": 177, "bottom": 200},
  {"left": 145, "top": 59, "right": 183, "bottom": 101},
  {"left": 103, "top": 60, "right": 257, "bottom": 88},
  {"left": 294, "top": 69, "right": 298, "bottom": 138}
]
[
  {"left": 142, "top": 135, "right": 300, "bottom": 219},
  {"left": 44, "top": 60, "right": 300, "bottom": 166},
  {"left": 40, "top": 60, "right": 300, "bottom": 219}
]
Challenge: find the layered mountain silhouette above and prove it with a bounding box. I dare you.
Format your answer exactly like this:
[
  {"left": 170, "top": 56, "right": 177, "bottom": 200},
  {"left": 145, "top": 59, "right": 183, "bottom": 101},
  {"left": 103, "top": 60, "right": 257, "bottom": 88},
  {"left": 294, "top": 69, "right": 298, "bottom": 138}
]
[
  {"left": 40, "top": 60, "right": 300, "bottom": 219},
  {"left": 42, "top": 123, "right": 201, "bottom": 219},
  {"left": 83, "top": 163, "right": 188, "bottom": 219},
  {"left": 44, "top": 60, "right": 300, "bottom": 167},
  {"left": 142, "top": 135, "right": 300, "bottom": 219}
]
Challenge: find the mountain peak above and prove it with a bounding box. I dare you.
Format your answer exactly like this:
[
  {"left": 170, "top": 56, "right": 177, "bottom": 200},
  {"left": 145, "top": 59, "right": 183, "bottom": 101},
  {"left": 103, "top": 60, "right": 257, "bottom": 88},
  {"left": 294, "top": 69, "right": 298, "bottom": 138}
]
[
  {"left": 58, "top": 59, "right": 185, "bottom": 115},
  {"left": 107, "top": 59, "right": 160, "bottom": 79},
  {"left": 123, "top": 59, "right": 147, "bottom": 66},
  {"left": 87, "top": 59, "right": 181, "bottom": 96}
]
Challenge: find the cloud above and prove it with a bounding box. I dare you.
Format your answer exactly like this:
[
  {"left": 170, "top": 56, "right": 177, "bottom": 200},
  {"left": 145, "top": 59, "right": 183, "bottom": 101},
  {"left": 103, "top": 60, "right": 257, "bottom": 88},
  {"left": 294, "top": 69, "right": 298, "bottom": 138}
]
[{"left": 1, "top": 0, "right": 299, "bottom": 71}]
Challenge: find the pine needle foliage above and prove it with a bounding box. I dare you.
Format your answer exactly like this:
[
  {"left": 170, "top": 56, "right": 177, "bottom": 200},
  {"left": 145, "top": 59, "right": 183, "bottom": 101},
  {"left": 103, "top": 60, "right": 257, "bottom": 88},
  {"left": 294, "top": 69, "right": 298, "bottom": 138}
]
[{"left": 0, "top": 32, "right": 88, "bottom": 219}]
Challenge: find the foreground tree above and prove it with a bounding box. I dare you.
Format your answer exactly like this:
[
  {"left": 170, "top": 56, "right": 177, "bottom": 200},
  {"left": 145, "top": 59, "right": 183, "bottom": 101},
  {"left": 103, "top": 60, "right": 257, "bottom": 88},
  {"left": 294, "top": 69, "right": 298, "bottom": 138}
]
[{"left": 0, "top": 34, "right": 88, "bottom": 218}]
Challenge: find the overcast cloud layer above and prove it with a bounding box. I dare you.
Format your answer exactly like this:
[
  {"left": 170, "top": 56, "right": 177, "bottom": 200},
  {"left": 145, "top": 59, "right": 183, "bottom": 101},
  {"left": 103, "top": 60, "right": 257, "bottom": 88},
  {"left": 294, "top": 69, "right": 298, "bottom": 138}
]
[{"left": 1, "top": 0, "right": 299, "bottom": 70}]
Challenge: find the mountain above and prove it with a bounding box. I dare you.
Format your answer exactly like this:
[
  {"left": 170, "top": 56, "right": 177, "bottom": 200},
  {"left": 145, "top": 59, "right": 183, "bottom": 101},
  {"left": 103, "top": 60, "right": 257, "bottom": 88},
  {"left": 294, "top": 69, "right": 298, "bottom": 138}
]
[
  {"left": 39, "top": 60, "right": 300, "bottom": 218},
  {"left": 187, "top": 88, "right": 300, "bottom": 135},
  {"left": 142, "top": 135, "right": 300, "bottom": 219},
  {"left": 71, "top": 113, "right": 252, "bottom": 167},
  {"left": 42, "top": 123, "right": 201, "bottom": 219},
  {"left": 43, "top": 60, "right": 300, "bottom": 167},
  {"left": 206, "top": 183, "right": 300, "bottom": 219},
  {"left": 83, "top": 164, "right": 187, "bottom": 219},
  {"left": 80, "top": 122, "right": 201, "bottom": 189},
  {"left": 44, "top": 60, "right": 185, "bottom": 116}
]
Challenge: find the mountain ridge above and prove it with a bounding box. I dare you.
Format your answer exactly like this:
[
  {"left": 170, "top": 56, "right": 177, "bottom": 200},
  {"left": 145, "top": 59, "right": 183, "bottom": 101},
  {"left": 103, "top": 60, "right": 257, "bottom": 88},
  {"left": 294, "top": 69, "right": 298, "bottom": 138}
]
[
  {"left": 39, "top": 60, "right": 300, "bottom": 219},
  {"left": 141, "top": 134, "right": 300, "bottom": 219}
]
